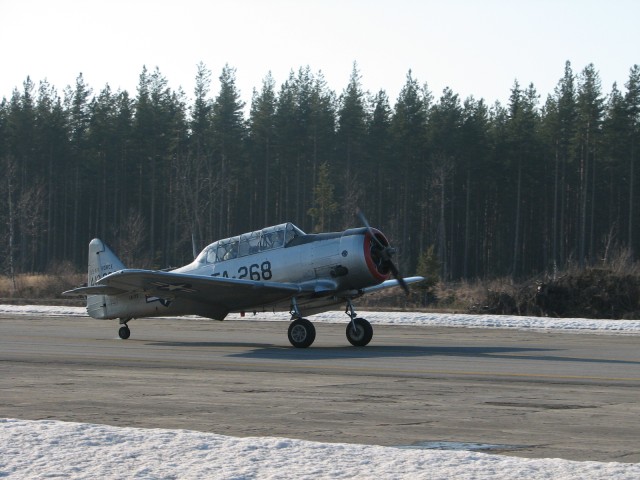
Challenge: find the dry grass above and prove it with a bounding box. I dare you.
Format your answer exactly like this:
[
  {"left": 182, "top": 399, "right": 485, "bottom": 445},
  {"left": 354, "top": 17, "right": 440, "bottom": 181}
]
[
  {"left": 0, "top": 263, "right": 84, "bottom": 301},
  {"left": 434, "top": 279, "right": 489, "bottom": 310}
]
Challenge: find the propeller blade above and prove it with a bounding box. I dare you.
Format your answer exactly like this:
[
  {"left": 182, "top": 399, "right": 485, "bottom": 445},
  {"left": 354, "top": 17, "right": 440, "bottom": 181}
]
[
  {"left": 387, "top": 258, "right": 410, "bottom": 295},
  {"left": 395, "top": 271, "right": 411, "bottom": 295},
  {"left": 356, "top": 208, "right": 385, "bottom": 250},
  {"left": 356, "top": 208, "right": 411, "bottom": 296}
]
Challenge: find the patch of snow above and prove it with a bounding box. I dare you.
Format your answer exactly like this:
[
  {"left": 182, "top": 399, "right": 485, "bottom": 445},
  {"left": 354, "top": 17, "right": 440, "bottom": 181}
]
[
  {"left": 1, "top": 418, "right": 639, "bottom": 479},
  {"left": 1, "top": 304, "right": 639, "bottom": 335}
]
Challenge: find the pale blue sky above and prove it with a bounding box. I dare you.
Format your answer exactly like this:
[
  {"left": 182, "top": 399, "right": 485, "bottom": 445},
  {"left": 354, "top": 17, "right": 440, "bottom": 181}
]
[{"left": 2, "top": 0, "right": 638, "bottom": 107}]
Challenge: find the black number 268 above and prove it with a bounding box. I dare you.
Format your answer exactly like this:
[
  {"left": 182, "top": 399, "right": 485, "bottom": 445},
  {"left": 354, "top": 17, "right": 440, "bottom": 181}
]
[{"left": 238, "top": 261, "right": 272, "bottom": 281}]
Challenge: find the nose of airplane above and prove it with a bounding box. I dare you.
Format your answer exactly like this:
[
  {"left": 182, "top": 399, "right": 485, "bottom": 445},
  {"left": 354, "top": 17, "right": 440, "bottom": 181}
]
[{"left": 357, "top": 209, "right": 410, "bottom": 295}]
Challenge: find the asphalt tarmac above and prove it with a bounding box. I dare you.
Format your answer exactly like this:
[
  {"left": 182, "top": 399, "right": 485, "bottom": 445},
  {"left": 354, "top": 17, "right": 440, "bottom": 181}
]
[{"left": 1, "top": 314, "right": 639, "bottom": 462}]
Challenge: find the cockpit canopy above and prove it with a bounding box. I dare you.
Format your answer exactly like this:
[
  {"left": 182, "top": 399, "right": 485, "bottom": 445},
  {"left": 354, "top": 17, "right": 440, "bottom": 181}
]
[{"left": 197, "top": 223, "right": 305, "bottom": 264}]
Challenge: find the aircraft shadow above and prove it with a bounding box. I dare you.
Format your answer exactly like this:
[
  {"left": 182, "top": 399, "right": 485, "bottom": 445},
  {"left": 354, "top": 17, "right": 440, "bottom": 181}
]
[
  {"left": 232, "top": 345, "right": 640, "bottom": 365},
  {"left": 145, "top": 341, "right": 275, "bottom": 349},
  {"left": 230, "top": 345, "right": 554, "bottom": 361},
  {"left": 147, "top": 342, "right": 555, "bottom": 361},
  {"left": 145, "top": 341, "right": 544, "bottom": 359},
  {"left": 144, "top": 341, "right": 640, "bottom": 365}
]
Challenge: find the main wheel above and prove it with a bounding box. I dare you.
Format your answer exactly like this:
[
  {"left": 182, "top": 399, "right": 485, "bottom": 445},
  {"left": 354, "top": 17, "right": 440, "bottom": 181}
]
[
  {"left": 288, "top": 318, "right": 316, "bottom": 348},
  {"left": 118, "top": 325, "right": 131, "bottom": 340},
  {"left": 346, "top": 318, "right": 373, "bottom": 346}
]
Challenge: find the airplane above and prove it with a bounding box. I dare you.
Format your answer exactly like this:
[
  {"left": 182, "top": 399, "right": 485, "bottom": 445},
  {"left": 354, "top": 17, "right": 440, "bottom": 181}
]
[{"left": 64, "top": 211, "right": 424, "bottom": 348}]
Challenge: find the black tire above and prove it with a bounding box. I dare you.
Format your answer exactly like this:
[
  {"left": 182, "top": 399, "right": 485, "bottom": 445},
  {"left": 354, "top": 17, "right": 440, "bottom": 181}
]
[
  {"left": 346, "top": 317, "right": 373, "bottom": 347},
  {"left": 287, "top": 318, "right": 316, "bottom": 348},
  {"left": 118, "top": 325, "right": 131, "bottom": 340}
]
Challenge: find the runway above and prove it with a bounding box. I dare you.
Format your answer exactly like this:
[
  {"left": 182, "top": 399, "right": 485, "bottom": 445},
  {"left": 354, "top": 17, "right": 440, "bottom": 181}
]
[{"left": 1, "top": 314, "right": 639, "bottom": 462}]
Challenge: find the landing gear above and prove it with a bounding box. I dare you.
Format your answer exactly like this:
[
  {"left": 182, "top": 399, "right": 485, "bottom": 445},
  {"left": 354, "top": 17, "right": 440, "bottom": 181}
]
[
  {"left": 287, "top": 298, "right": 316, "bottom": 348},
  {"left": 346, "top": 318, "right": 373, "bottom": 346},
  {"left": 118, "top": 318, "right": 131, "bottom": 340},
  {"left": 286, "top": 298, "right": 372, "bottom": 348},
  {"left": 288, "top": 318, "right": 316, "bottom": 348},
  {"left": 345, "top": 300, "right": 373, "bottom": 347}
]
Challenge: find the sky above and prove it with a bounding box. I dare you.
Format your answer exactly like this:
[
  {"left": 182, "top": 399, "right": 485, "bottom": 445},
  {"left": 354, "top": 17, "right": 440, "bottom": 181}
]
[{"left": 1, "top": 0, "right": 639, "bottom": 109}]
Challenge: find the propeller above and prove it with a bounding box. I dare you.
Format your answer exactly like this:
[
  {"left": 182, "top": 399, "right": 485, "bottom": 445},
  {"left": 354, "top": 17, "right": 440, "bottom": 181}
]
[{"left": 356, "top": 208, "right": 410, "bottom": 295}]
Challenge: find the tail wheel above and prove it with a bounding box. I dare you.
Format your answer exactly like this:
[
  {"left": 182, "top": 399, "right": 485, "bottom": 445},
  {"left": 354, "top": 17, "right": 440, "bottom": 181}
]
[
  {"left": 118, "top": 325, "right": 131, "bottom": 340},
  {"left": 288, "top": 318, "right": 316, "bottom": 348},
  {"left": 346, "top": 317, "right": 373, "bottom": 347}
]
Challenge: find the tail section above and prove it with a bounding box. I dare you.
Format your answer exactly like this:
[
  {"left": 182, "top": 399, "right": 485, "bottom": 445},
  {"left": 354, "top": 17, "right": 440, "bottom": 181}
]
[{"left": 86, "top": 239, "right": 125, "bottom": 319}]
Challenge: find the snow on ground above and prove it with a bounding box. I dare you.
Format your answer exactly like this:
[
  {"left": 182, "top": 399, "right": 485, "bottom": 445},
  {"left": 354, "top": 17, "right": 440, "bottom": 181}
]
[
  {"left": 2, "top": 303, "right": 640, "bottom": 335},
  {"left": 2, "top": 418, "right": 639, "bottom": 480},
  {"left": 2, "top": 305, "right": 640, "bottom": 478}
]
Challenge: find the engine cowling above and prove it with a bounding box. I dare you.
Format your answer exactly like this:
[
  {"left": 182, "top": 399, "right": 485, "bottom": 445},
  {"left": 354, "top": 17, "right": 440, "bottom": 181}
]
[{"left": 333, "top": 228, "right": 392, "bottom": 290}]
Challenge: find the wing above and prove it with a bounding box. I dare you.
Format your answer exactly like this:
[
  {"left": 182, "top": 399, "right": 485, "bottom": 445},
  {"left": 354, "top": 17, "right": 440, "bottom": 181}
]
[
  {"left": 64, "top": 270, "right": 424, "bottom": 320},
  {"left": 66, "top": 268, "right": 305, "bottom": 316}
]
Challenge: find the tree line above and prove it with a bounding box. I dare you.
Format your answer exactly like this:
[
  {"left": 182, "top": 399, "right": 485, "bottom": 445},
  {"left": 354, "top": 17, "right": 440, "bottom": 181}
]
[{"left": 1, "top": 61, "right": 639, "bottom": 282}]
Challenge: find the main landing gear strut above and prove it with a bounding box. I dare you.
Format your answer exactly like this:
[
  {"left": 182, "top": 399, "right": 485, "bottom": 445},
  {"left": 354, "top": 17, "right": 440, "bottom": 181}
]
[{"left": 286, "top": 298, "right": 373, "bottom": 348}]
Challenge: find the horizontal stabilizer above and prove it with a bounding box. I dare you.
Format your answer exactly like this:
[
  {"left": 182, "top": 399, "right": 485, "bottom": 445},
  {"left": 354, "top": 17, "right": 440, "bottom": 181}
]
[{"left": 63, "top": 285, "right": 127, "bottom": 296}]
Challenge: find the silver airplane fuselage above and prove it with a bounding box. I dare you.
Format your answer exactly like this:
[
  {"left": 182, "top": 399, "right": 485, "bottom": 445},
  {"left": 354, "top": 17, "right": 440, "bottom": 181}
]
[{"left": 86, "top": 223, "right": 391, "bottom": 321}]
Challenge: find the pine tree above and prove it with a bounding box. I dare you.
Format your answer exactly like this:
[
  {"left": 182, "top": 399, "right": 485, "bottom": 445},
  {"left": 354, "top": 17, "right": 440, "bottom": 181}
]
[
  {"left": 366, "top": 90, "right": 393, "bottom": 222},
  {"left": 600, "top": 83, "right": 627, "bottom": 262},
  {"left": 625, "top": 65, "right": 640, "bottom": 256},
  {"left": 415, "top": 245, "right": 440, "bottom": 305},
  {"left": 547, "top": 61, "right": 578, "bottom": 270},
  {"left": 64, "top": 73, "right": 93, "bottom": 264},
  {"left": 575, "top": 64, "right": 604, "bottom": 265},
  {"left": 337, "top": 63, "right": 369, "bottom": 223},
  {"left": 248, "top": 72, "right": 277, "bottom": 225},
  {"left": 505, "top": 81, "right": 540, "bottom": 277},
  {"left": 274, "top": 72, "right": 299, "bottom": 222},
  {"left": 182, "top": 62, "right": 214, "bottom": 247},
  {"left": 428, "top": 87, "right": 463, "bottom": 280},
  {"left": 391, "top": 71, "right": 430, "bottom": 272},
  {"left": 307, "top": 162, "right": 338, "bottom": 232},
  {"left": 34, "top": 80, "right": 67, "bottom": 266},
  {"left": 459, "top": 97, "right": 490, "bottom": 278},
  {"left": 211, "top": 64, "right": 246, "bottom": 236},
  {"left": 308, "top": 70, "right": 337, "bottom": 205}
]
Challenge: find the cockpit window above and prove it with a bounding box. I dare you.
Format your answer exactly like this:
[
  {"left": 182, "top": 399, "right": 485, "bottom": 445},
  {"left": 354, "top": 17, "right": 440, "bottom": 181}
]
[
  {"left": 239, "top": 231, "right": 261, "bottom": 256},
  {"left": 259, "top": 226, "right": 285, "bottom": 250},
  {"left": 200, "top": 223, "right": 305, "bottom": 263},
  {"left": 218, "top": 239, "right": 239, "bottom": 261}
]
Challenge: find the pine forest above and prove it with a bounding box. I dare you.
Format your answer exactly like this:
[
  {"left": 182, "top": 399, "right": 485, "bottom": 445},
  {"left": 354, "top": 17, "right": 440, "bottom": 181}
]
[{"left": 1, "top": 61, "right": 640, "bottom": 284}]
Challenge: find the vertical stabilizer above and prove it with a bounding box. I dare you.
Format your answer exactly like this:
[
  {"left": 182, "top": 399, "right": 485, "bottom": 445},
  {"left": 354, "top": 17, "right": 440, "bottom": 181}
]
[
  {"left": 88, "top": 238, "right": 125, "bottom": 286},
  {"left": 86, "top": 239, "right": 126, "bottom": 319}
]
